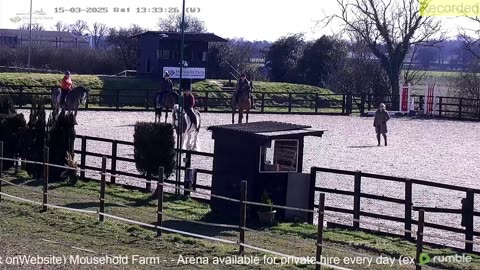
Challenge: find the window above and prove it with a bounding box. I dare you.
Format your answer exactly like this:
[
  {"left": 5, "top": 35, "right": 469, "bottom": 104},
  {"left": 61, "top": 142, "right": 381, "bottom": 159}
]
[
  {"left": 157, "top": 49, "right": 170, "bottom": 59},
  {"left": 259, "top": 139, "right": 299, "bottom": 173}
]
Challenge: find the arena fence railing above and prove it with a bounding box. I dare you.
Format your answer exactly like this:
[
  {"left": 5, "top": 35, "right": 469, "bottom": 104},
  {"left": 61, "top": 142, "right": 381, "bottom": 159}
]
[{"left": 3, "top": 146, "right": 479, "bottom": 269}]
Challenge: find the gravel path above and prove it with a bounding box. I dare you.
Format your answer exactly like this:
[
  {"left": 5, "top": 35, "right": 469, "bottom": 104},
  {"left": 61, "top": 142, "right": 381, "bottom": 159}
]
[{"left": 19, "top": 110, "right": 480, "bottom": 251}]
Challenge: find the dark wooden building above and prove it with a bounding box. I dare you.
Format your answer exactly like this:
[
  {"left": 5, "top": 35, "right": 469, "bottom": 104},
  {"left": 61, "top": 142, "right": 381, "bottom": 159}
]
[
  {"left": 133, "top": 31, "right": 228, "bottom": 80},
  {"left": 207, "top": 121, "right": 325, "bottom": 221}
]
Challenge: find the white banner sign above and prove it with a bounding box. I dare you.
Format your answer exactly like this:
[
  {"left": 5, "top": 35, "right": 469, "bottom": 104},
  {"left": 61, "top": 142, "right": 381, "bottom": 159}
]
[{"left": 163, "top": 67, "right": 205, "bottom": 79}]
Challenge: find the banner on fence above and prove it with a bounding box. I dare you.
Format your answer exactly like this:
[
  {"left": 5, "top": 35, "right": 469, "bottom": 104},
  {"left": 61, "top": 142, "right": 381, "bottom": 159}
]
[
  {"left": 162, "top": 67, "right": 205, "bottom": 79},
  {"left": 400, "top": 84, "right": 411, "bottom": 112},
  {"left": 424, "top": 84, "right": 437, "bottom": 116}
]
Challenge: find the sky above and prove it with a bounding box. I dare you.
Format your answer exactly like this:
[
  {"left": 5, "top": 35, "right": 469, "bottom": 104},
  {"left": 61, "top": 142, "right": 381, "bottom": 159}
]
[{"left": 0, "top": 0, "right": 472, "bottom": 41}]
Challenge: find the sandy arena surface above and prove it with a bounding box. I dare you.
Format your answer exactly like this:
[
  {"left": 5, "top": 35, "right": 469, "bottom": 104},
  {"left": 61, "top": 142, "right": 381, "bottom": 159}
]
[{"left": 19, "top": 110, "right": 480, "bottom": 250}]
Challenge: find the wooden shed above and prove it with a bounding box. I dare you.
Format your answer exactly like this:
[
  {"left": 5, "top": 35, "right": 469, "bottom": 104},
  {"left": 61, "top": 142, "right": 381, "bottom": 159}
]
[
  {"left": 207, "top": 121, "right": 325, "bottom": 221},
  {"left": 133, "top": 31, "right": 228, "bottom": 79}
]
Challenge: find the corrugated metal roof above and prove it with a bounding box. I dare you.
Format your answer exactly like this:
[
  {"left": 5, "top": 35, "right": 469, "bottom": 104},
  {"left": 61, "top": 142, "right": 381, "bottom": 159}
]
[
  {"left": 0, "top": 29, "right": 88, "bottom": 43},
  {"left": 132, "top": 31, "right": 228, "bottom": 42}
]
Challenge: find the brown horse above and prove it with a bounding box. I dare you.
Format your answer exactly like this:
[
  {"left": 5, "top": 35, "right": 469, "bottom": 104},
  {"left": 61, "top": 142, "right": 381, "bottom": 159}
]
[
  {"left": 232, "top": 92, "right": 251, "bottom": 124},
  {"left": 155, "top": 91, "right": 179, "bottom": 123}
]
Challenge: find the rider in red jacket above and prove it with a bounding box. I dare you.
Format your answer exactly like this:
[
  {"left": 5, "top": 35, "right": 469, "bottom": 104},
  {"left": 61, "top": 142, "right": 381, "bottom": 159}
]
[{"left": 60, "top": 71, "right": 73, "bottom": 106}]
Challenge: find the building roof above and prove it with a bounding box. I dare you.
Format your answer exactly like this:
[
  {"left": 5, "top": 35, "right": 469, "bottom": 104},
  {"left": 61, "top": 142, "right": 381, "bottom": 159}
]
[
  {"left": 132, "top": 31, "right": 228, "bottom": 42},
  {"left": 208, "top": 121, "right": 325, "bottom": 140},
  {"left": 0, "top": 28, "right": 88, "bottom": 43}
]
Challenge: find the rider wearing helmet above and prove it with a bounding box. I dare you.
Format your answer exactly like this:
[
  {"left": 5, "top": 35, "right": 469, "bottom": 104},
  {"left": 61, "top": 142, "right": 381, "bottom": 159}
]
[
  {"left": 157, "top": 71, "right": 174, "bottom": 107},
  {"left": 234, "top": 73, "right": 254, "bottom": 108},
  {"left": 181, "top": 79, "right": 197, "bottom": 127},
  {"left": 60, "top": 71, "right": 73, "bottom": 107}
]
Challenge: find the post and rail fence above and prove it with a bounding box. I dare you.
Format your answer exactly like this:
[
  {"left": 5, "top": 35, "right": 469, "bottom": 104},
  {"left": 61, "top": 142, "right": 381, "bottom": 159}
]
[
  {"left": 0, "top": 143, "right": 478, "bottom": 268},
  {"left": 2, "top": 84, "right": 480, "bottom": 120},
  {"left": 68, "top": 134, "right": 480, "bottom": 255}
]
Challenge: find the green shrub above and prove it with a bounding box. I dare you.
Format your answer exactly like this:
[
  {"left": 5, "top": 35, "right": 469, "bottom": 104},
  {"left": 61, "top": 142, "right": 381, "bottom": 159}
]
[
  {"left": 134, "top": 122, "right": 175, "bottom": 179},
  {"left": 0, "top": 111, "right": 26, "bottom": 170},
  {"left": 259, "top": 190, "right": 273, "bottom": 212},
  {"left": 46, "top": 111, "right": 76, "bottom": 182}
]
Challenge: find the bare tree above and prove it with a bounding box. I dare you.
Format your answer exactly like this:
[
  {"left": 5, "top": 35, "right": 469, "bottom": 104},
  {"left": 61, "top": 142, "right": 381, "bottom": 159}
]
[
  {"left": 403, "top": 45, "right": 427, "bottom": 86},
  {"left": 459, "top": 17, "right": 480, "bottom": 61},
  {"left": 70, "top": 20, "right": 89, "bottom": 36},
  {"left": 18, "top": 23, "right": 45, "bottom": 31},
  {"left": 89, "top": 22, "right": 108, "bottom": 49},
  {"left": 52, "top": 21, "right": 69, "bottom": 32},
  {"left": 107, "top": 25, "right": 145, "bottom": 70},
  {"left": 157, "top": 14, "right": 207, "bottom": 32},
  {"left": 327, "top": 0, "right": 442, "bottom": 109}
]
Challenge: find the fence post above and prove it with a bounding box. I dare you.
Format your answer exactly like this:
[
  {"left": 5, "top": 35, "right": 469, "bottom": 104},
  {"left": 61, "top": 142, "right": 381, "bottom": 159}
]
[
  {"left": 19, "top": 87, "right": 23, "bottom": 109},
  {"left": 438, "top": 97, "right": 443, "bottom": 117},
  {"left": 288, "top": 93, "right": 293, "bottom": 113},
  {"left": 85, "top": 93, "right": 89, "bottom": 109},
  {"left": 80, "top": 136, "right": 87, "bottom": 180},
  {"left": 315, "top": 193, "right": 326, "bottom": 270},
  {"left": 239, "top": 180, "right": 247, "bottom": 254},
  {"left": 0, "top": 141, "right": 3, "bottom": 203},
  {"left": 145, "top": 90, "right": 150, "bottom": 110},
  {"left": 42, "top": 147, "right": 49, "bottom": 212},
  {"left": 204, "top": 92, "right": 209, "bottom": 112},
  {"left": 115, "top": 90, "right": 120, "bottom": 110},
  {"left": 405, "top": 179, "right": 413, "bottom": 240},
  {"left": 315, "top": 93, "right": 319, "bottom": 114},
  {"left": 110, "top": 140, "right": 117, "bottom": 184},
  {"left": 353, "top": 171, "right": 361, "bottom": 229},
  {"left": 463, "top": 190, "right": 474, "bottom": 253},
  {"left": 415, "top": 209, "right": 425, "bottom": 270},
  {"left": 342, "top": 94, "right": 346, "bottom": 114},
  {"left": 99, "top": 156, "right": 106, "bottom": 222},
  {"left": 157, "top": 166, "right": 164, "bottom": 237},
  {"left": 458, "top": 98, "right": 463, "bottom": 120},
  {"left": 261, "top": 93, "right": 265, "bottom": 113},
  {"left": 367, "top": 93, "right": 372, "bottom": 111}
]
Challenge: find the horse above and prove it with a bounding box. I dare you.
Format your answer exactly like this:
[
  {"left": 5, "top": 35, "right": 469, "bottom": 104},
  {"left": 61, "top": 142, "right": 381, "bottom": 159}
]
[
  {"left": 155, "top": 91, "right": 179, "bottom": 123},
  {"left": 232, "top": 91, "right": 251, "bottom": 124},
  {"left": 51, "top": 86, "right": 89, "bottom": 124},
  {"left": 172, "top": 104, "right": 201, "bottom": 151}
]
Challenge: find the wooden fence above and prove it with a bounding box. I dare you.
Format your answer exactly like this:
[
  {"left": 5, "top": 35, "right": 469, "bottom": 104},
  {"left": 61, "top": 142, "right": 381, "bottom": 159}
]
[
  {"left": 310, "top": 167, "right": 480, "bottom": 254},
  {"left": 75, "top": 135, "right": 214, "bottom": 195},
  {"left": 75, "top": 134, "right": 480, "bottom": 254},
  {"left": 3, "top": 84, "right": 480, "bottom": 120},
  {"left": 0, "top": 85, "right": 347, "bottom": 115}
]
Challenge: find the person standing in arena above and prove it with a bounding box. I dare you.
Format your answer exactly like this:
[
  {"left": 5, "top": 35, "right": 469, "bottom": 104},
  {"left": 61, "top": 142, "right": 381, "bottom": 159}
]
[{"left": 373, "top": 103, "right": 390, "bottom": 146}]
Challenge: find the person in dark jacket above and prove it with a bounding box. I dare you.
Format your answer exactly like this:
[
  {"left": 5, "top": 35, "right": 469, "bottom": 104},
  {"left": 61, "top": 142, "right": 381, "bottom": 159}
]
[
  {"left": 373, "top": 103, "right": 390, "bottom": 146},
  {"left": 156, "top": 71, "right": 174, "bottom": 107}
]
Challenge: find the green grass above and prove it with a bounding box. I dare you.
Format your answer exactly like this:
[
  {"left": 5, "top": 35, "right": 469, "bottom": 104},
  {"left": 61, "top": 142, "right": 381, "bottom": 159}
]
[
  {"left": 0, "top": 73, "right": 159, "bottom": 94},
  {"left": 1, "top": 170, "right": 479, "bottom": 269}
]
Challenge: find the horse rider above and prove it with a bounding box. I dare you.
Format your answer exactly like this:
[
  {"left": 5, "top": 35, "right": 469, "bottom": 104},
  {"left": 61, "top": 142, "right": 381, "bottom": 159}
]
[
  {"left": 157, "top": 71, "right": 174, "bottom": 107},
  {"left": 234, "top": 73, "right": 254, "bottom": 108},
  {"left": 60, "top": 71, "right": 73, "bottom": 108},
  {"left": 183, "top": 88, "right": 197, "bottom": 127}
]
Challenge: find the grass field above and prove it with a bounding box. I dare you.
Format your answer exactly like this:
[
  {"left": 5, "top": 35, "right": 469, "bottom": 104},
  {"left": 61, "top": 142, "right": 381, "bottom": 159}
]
[{"left": 0, "top": 169, "right": 479, "bottom": 270}]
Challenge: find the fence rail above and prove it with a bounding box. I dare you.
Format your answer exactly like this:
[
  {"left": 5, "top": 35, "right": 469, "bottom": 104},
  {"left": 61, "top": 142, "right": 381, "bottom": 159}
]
[
  {"left": 72, "top": 134, "right": 480, "bottom": 255},
  {"left": 310, "top": 166, "right": 480, "bottom": 254},
  {"left": 1, "top": 150, "right": 479, "bottom": 268}
]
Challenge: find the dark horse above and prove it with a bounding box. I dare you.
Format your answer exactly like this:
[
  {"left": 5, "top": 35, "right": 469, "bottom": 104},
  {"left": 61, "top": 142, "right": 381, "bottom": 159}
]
[
  {"left": 51, "top": 86, "right": 89, "bottom": 124},
  {"left": 155, "top": 91, "right": 179, "bottom": 123},
  {"left": 232, "top": 91, "right": 251, "bottom": 124}
]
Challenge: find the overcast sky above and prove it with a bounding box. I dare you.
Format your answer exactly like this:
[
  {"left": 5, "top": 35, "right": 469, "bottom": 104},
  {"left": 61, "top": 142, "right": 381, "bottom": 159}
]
[{"left": 0, "top": 0, "right": 472, "bottom": 41}]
